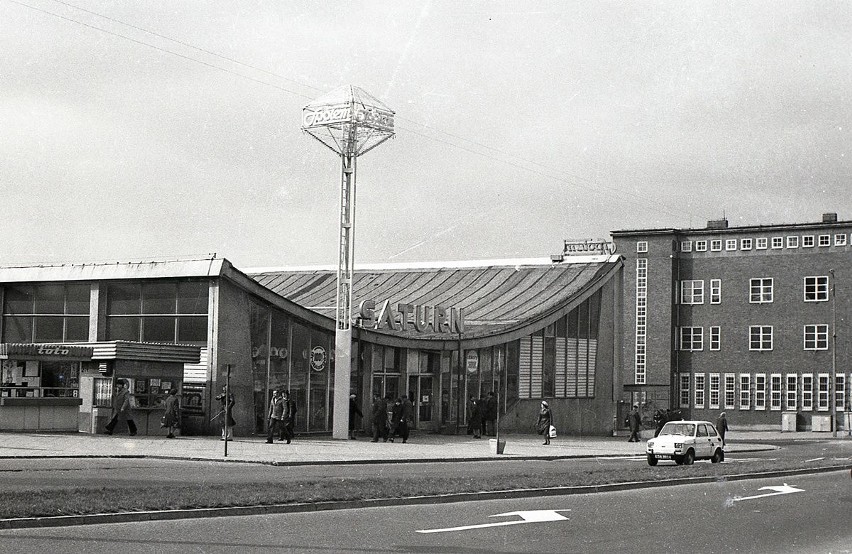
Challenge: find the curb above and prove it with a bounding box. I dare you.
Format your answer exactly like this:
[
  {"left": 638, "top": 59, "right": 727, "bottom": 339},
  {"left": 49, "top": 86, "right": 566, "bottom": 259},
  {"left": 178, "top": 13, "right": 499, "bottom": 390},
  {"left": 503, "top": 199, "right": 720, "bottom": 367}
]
[{"left": 1, "top": 464, "right": 848, "bottom": 530}]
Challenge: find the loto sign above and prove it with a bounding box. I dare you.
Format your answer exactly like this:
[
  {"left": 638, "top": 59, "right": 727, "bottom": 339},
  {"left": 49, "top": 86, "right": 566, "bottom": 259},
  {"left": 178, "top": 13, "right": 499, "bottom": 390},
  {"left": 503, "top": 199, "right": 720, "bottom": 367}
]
[{"left": 357, "top": 300, "right": 464, "bottom": 334}]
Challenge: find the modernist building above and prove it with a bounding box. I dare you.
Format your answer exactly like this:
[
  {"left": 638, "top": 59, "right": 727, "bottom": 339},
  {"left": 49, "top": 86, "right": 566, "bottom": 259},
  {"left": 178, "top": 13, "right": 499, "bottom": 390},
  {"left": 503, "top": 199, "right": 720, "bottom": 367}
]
[
  {"left": 612, "top": 213, "right": 852, "bottom": 432},
  {"left": 0, "top": 251, "right": 624, "bottom": 437}
]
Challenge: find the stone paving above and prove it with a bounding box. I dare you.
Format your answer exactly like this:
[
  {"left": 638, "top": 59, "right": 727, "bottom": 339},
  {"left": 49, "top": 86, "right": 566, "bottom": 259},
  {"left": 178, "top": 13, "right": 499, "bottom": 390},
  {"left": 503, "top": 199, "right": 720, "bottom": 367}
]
[{"left": 1, "top": 429, "right": 846, "bottom": 465}]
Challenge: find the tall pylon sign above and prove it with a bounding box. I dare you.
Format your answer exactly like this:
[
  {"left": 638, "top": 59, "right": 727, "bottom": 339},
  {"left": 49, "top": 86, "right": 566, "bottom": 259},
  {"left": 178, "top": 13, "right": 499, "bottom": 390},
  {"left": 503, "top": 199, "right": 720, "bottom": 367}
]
[{"left": 302, "top": 85, "right": 395, "bottom": 439}]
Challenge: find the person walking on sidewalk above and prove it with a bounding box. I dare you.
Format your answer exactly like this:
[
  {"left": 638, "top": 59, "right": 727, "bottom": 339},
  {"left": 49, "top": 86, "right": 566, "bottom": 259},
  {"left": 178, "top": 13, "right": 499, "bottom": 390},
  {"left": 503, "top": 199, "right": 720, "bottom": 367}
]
[
  {"left": 399, "top": 394, "right": 413, "bottom": 443},
  {"left": 716, "top": 412, "right": 729, "bottom": 446},
  {"left": 469, "top": 397, "right": 483, "bottom": 439},
  {"left": 349, "top": 393, "right": 363, "bottom": 440},
  {"left": 214, "top": 386, "right": 236, "bottom": 440},
  {"left": 266, "top": 389, "right": 284, "bottom": 444},
  {"left": 105, "top": 379, "right": 137, "bottom": 436},
  {"left": 162, "top": 387, "right": 180, "bottom": 439},
  {"left": 627, "top": 404, "right": 642, "bottom": 442},
  {"left": 371, "top": 392, "right": 388, "bottom": 442},
  {"left": 280, "top": 390, "right": 296, "bottom": 444},
  {"left": 485, "top": 391, "right": 497, "bottom": 436},
  {"left": 536, "top": 401, "right": 553, "bottom": 445}
]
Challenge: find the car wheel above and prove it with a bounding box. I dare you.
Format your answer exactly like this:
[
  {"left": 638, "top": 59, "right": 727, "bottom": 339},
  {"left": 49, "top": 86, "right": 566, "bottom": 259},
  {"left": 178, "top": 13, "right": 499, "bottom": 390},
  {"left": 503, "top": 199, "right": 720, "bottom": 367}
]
[
  {"left": 710, "top": 448, "right": 723, "bottom": 463},
  {"left": 683, "top": 449, "right": 695, "bottom": 465},
  {"left": 674, "top": 456, "right": 684, "bottom": 465},
  {"left": 647, "top": 454, "right": 658, "bottom": 466}
]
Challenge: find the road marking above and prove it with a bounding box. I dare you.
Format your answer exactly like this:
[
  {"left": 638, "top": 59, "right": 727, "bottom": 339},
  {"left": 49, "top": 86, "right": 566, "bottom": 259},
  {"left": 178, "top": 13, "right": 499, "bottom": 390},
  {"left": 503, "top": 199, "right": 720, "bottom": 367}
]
[
  {"left": 804, "top": 457, "right": 825, "bottom": 462},
  {"left": 416, "top": 509, "right": 570, "bottom": 534},
  {"left": 727, "top": 484, "right": 804, "bottom": 506}
]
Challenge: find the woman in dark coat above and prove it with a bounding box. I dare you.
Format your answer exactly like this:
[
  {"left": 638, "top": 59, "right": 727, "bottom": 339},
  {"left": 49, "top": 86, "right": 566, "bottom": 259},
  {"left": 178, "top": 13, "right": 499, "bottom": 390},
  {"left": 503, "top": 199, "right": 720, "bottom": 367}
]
[
  {"left": 536, "top": 401, "right": 553, "bottom": 445},
  {"left": 162, "top": 387, "right": 180, "bottom": 439},
  {"left": 469, "top": 398, "right": 482, "bottom": 439},
  {"left": 348, "top": 393, "right": 363, "bottom": 440}
]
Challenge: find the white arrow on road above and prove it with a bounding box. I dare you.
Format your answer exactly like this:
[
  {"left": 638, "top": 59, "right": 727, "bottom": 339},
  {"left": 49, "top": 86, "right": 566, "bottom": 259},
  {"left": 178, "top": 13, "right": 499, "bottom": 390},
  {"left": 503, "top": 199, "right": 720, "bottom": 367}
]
[
  {"left": 728, "top": 483, "right": 804, "bottom": 504},
  {"left": 416, "top": 510, "right": 570, "bottom": 534}
]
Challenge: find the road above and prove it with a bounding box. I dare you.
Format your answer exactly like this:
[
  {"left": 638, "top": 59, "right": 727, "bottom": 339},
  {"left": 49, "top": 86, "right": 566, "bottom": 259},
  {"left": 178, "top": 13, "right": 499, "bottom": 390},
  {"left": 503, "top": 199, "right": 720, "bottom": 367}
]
[
  {"left": 1, "top": 438, "right": 846, "bottom": 492},
  {"left": 0, "top": 470, "right": 849, "bottom": 553}
]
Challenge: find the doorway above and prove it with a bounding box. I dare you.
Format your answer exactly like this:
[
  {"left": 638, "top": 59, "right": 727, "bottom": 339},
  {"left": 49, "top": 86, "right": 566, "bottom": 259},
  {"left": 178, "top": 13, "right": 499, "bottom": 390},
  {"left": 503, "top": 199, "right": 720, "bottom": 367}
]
[{"left": 408, "top": 375, "right": 433, "bottom": 429}]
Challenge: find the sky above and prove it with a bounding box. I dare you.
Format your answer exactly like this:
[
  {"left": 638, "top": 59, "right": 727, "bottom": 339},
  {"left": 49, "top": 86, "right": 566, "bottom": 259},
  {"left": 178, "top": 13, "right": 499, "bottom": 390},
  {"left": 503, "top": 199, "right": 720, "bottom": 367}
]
[{"left": 2, "top": 1, "right": 851, "bottom": 269}]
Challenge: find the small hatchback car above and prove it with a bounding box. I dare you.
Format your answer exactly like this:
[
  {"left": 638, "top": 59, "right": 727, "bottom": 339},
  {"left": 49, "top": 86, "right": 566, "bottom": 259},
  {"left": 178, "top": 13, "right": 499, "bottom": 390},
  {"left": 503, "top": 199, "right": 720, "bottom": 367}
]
[{"left": 646, "top": 420, "right": 724, "bottom": 466}]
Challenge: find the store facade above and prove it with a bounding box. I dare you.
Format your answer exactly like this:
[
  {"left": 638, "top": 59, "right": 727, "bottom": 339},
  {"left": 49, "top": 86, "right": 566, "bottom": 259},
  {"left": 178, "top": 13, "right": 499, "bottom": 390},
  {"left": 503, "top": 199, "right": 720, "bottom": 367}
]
[{"left": 0, "top": 251, "right": 624, "bottom": 437}]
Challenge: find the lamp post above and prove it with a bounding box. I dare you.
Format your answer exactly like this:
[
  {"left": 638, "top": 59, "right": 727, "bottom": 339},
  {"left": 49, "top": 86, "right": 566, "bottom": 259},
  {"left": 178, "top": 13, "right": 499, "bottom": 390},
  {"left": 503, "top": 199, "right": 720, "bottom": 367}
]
[
  {"left": 302, "top": 86, "right": 395, "bottom": 439},
  {"left": 829, "top": 269, "right": 837, "bottom": 438}
]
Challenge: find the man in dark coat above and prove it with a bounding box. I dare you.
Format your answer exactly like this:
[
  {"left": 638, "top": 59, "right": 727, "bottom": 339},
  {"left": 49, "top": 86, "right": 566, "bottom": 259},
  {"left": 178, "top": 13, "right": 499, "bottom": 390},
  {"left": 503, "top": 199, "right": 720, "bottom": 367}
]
[
  {"left": 371, "top": 393, "right": 388, "bottom": 442},
  {"left": 105, "top": 379, "right": 137, "bottom": 436},
  {"left": 469, "top": 398, "right": 482, "bottom": 439},
  {"left": 485, "top": 391, "right": 498, "bottom": 436},
  {"left": 716, "top": 412, "right": 729, "bottom": 446},
  {"left": 280, "top": 390, "right": 296, "bottom": 444},
  {"left": 348, "top": 393, "right": 363, "bottom": 440},
  {"left": 628, "top": 404, "right": 642, "bottom": 442},
  {"left": 653, "top": 408, "right": 667, "bottom": 437},
  {"left": 266, "top": 389, "right": 284, "bottom": 444}
]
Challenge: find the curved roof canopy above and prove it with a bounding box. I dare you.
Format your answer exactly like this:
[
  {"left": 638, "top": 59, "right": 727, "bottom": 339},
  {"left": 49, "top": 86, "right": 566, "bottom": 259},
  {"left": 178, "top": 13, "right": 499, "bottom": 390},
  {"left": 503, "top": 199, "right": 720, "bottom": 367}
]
[{"left": 249, "top": 256, "right": 621, "bottom": 344}]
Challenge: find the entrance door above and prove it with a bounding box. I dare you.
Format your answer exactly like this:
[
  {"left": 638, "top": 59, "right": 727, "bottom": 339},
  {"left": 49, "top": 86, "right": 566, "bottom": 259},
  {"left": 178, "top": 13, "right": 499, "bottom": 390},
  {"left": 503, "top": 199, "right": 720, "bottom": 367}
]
[{"left": 408, "top": 375, "right": 433, "bottom": 429}]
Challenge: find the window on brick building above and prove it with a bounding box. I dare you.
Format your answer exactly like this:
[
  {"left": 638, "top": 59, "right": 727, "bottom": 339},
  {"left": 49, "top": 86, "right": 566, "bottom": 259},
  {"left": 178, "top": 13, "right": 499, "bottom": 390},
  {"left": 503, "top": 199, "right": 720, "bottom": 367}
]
[
  {"left": 741, "top": 238, "right": 753, "bottom": 250},
  {"left": 695, "top": 240, "right": 707, "bottom": 252},
  {"left": 804, "top": 276, "right": 828, "bottom": 302},
  {"left": 749, "top": 326, "right": 773, "bottom": 351},
  {"left": 725, "top": 239, "right": 737, "bottom": 251},
  {"left": 770, "top": 374, "right": 782, "bottom": 410},
  {"left": 710, "top": 240, "right": 722, "bottom": 252},
  {"left": 724, "top": 374, "right": 736, "bottom": 409},
  {"left": 680, "top": 241, "right": 692, "bottom": 252},
  {"left": 817, "top": 374, "right": 830, "bottom": 411},
  {"left": 786, "top": 374, "right": 797, "bottom": 411},
  {"left": 710, "top": 326, "right": 720, "bottom": 350},
  {"left": 802, "top": 235, "right": 815, "bottom": 247},
  {"left": 679, "top": 374, "right": 690, "bottom": 408},
  {"left": 804, "top": 324, "right": 829, "bottom": 350},
  {"left": 680, "top": 327, "right": 703, "bottom": 351},
  {"left": 750, "top": 278, "right": 773, "bottom": 303},
  {"left": 709, "top": 373, "right": 720, "bottom": 409},
  {"left": 756, "top": 238, "right": 768, "bottom": 250},
  {"left": 636, "top": 241, "right": 648, "bottom": 253},
  {"left": 694, "top": 373, "right": 706, "bottom": 408},
  {"left": 710, "top": 279, "right": 721, "bottom": 304},
  {"left": 802, "top": 374, "right": 813, "bottom": 411},
  {"left": 681, "top": 280, "right": 704, "bottom": 304},
  {"left": 818, "top": 235, "right": 831, "bottom": 246},
  {"left": 755, "top": 374, "right": 766, "bottom": 410},
  {"left": 835, "top": 234, "right": 847, "bottom": 247},
  {"left": 786, "top": 236, "right": 799, "bottom": 248},
  {"left": 771, "top": 237, "right": 783, "bottom": 249},
  {"left": 739, "top": 374, "right": 751, "bottom": 410}
]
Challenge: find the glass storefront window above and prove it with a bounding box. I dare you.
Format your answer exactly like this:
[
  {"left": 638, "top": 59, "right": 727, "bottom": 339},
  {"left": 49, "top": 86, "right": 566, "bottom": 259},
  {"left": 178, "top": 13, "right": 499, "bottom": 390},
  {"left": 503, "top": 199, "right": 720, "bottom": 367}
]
[
  {"left": 34, "top": 284, "right": 64, "bottom": 314},
  {"left": 142, "top": 282, "right": 177, "bottom": 314},
  {"left": 34, "top": 316, "right": 64, "bottom": 342},
  {"left": 2, "top": 284, "right": 91, "bottom": 343},
  {"left": 143, "top": 316, "right": 176, "bottom": 342},
  {"left": 105, "top": 280, "right": 208, "bottom": 344}
]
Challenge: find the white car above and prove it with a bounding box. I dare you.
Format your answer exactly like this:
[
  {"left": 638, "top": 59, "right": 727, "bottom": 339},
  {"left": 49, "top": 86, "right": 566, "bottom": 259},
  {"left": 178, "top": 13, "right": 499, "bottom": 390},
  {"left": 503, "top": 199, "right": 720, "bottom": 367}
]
[{"left": 646, "top": 420, "right": 724, "bottom": 466}]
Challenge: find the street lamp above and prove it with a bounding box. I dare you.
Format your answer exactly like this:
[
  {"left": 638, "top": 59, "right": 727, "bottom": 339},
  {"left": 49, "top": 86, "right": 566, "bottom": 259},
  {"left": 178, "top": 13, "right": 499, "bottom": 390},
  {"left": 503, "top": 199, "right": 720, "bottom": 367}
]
[
  {"left": 301, "top": 86, "right": 395, "bottom": 439},
  {"left": 829, "top": 269, "right": 837, "bottom": 438}
]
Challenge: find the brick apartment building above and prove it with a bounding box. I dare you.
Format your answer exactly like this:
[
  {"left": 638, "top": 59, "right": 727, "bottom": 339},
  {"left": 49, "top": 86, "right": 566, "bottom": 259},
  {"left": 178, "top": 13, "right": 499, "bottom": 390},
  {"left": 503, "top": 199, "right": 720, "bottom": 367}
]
[{"left": 612, "top": 213, "right": 852, "bottom": 432}]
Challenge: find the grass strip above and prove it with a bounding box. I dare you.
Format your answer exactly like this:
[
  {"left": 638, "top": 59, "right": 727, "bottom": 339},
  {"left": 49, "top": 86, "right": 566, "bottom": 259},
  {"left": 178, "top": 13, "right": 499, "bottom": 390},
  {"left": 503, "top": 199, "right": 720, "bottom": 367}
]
[{"left": 2, "top": 457, "right": 849, "bottom": 519}]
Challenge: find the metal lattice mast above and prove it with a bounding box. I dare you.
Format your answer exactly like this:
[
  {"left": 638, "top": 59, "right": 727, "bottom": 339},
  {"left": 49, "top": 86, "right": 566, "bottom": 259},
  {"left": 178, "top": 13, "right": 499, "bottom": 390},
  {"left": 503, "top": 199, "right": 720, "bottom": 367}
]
[{"left": 302, "top": 85, "right": 394, "bottom": 439}]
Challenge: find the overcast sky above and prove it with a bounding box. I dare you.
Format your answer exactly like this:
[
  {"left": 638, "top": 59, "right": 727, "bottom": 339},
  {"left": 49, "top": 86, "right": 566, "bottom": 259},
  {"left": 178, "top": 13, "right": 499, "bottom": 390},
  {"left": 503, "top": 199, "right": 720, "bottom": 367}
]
[{"left": 2, "top": 1, "right": 850, "bottom": 269}]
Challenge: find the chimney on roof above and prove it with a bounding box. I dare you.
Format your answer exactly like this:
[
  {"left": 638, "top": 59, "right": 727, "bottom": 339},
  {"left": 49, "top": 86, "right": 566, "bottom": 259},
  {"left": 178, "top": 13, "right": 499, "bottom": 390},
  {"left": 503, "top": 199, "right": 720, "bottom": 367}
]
[
  {"left": 823, "top": 212, "right": 838, "bottom": 223},
  {"left": 706, "top": 218, "right": 728, "bottom": 230}
]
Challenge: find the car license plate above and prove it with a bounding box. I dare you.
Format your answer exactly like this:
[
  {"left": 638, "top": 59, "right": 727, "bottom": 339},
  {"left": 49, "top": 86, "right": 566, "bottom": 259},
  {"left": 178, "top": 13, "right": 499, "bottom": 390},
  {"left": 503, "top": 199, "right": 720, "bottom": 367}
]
[{"left": 653, "top": 454, "right": 672, "bottom": 459}]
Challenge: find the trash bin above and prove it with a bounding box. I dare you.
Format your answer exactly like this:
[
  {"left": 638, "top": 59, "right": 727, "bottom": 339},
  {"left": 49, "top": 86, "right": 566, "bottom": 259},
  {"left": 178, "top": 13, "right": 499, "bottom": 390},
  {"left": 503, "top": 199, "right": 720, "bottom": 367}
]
[{"left": 489, "top": 438, "right": 506, "bottom": 455}]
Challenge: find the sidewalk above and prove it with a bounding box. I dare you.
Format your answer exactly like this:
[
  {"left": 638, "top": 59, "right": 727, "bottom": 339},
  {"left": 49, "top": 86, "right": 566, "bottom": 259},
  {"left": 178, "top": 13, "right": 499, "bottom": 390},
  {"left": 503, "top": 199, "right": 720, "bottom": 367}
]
[{"left": 1, "top": 429, "right": 844, "bottom": 465}]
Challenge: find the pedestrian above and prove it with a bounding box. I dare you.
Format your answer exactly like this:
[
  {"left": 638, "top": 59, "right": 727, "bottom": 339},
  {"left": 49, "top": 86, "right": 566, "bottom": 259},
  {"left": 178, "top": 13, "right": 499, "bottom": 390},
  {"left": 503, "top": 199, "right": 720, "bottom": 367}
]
[
  {"left": 371, "top": 393, "right": 388, "bottom": 442},
  {"left": 653, "top": 408, "right": 667, "bottom": 438},
  {"left": 466, "top": 395, "right": 477, "bottom": 435},
  {"left": 388, "top": 397, "right": 403, "bottom": 442},
  {"left": 162, "top": 387, "right": 180, "bottom": 439},
  {"left": 469, "top": 397, "right": 482, "bottom": 439},
  {"left": 485, "top": 391, "right": 497, "bottom": 436},
  {"left": 280, "top": 390, "right": 296, "bottom": 444},
  {"left": 349, "top": 393, "right": 363, "bottom": 440},
  {"left": 266, "top": 389, "right": 284, "bottom": 444},
  {"left": 214, "top": 385, "right": 236, "bottom": 440},
  {"left": 399, "top": 394, "right": 413, "bottom": 443},
  {"left": 104, "top": 379, "right": 137, "bottom": 436},
  {"left": 716, "top": 411, "right": 729, "bottom": 446},
  {"left": 479, "top": 394, "right": 488, "bottom": 437},
  {"left": 628, "top": 404, "right": 642, "bottom": 442},
  {"left": 536, "top": 400, "right": 553, "bottom": 445}
]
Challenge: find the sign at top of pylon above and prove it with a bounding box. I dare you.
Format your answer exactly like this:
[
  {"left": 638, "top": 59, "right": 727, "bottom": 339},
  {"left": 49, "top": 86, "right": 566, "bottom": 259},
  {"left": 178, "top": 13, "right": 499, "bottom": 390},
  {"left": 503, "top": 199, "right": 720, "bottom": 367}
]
[{"left": 301, "top": 85, "right": 395, "bottom": 156}]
